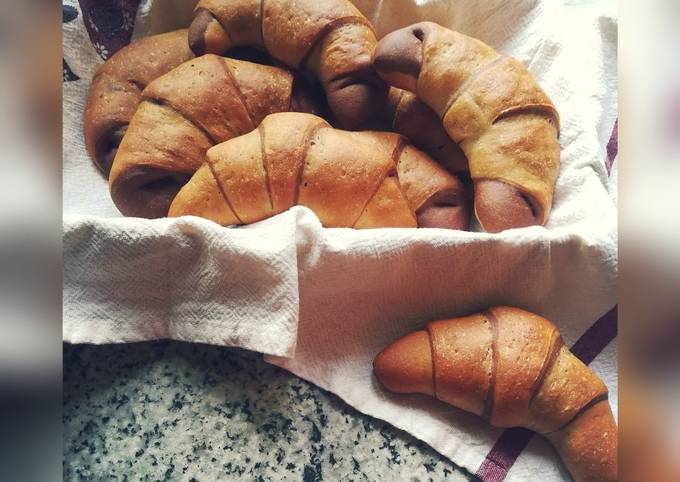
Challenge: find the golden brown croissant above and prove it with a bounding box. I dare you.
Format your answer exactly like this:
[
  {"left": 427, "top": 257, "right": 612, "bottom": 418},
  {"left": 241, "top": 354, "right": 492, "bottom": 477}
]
[
  {"left": 374, "top": 306, "right": 617, "bottom": 482},
  {"left": 84, "top": 29, "right": 195, "bottom": 175},
  {"left": 373, "top": 22, "right": 561, "bottom": 233},
  {"left": 187, "top": 0, "right": 388, "bottom": 128},
  {"left": 109, "top": 54, "right": 322, "bottom": 219},
  {"left": 169, "top": 112, "right": 469, "bottom": 230}
]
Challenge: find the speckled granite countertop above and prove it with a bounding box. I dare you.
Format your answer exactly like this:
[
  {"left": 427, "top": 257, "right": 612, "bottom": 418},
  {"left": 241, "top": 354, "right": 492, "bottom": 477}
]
[{"left": 64, "top": 342, "right": 479, "bottom": 481}]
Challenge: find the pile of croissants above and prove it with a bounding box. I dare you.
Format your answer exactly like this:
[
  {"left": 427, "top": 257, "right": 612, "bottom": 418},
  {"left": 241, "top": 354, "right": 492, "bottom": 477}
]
[
  {"left": 83, "top": 2, "right": 615, "bottom": 481},
  {"left": 84, "top": 0, "right": 561, "bottom": 233}
]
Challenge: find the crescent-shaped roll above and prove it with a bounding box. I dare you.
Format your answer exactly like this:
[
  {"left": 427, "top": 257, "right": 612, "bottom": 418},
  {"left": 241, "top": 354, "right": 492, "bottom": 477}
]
[
  {"left": 187, "top": 0, "right": 388, "bottom": 128},
  {"left": 84, "top": 29, "right": 195, "bottom": 175},
  {"left": 169, "top": 112, "right": 470, "bottom": 230},
  {"left": 374, "top": 307, "right": 617, "bottom": 482},
  {"left": 373, "top": 22, "right": 561, "bottom": 233},
  {"left": 108, "top": 54, "right": 322, "bottom": 219}
]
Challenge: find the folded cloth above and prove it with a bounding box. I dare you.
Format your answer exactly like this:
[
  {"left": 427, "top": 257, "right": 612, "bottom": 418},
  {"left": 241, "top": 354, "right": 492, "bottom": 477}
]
[
  {"left": 63, "top": 1, "right": 617, "bottom": 480},
  {"left": 63, "top": 212, "right": 301, "bottom": 357}
]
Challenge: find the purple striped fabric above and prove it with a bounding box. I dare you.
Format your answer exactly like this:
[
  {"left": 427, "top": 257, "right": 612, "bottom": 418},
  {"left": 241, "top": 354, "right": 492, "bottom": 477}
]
[
  {"left": 606, "top": 119, "right": 618, "bottom": 175},
  {"left": 79, "top": 0, "right": 142, "bottom": 59},
  {"left": 476, "top": 428, "right": 534, "bottom": 482},
  {"left": 570, "top": 306, "right": 618, "bottom": 364},
  {"left": 475, "top": 305, "right": 618, "bottom": 481},
  {"left": 475, "top": 117, "right": 619, "bottom": 481}
]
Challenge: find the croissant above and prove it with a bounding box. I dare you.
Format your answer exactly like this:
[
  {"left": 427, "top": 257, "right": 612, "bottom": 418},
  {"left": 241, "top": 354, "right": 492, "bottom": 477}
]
[
  {"left": 109, "top": 54, "right": 322, "bottom": 219},
  {"left": 373, "top": 22, "right": 561, "bottom": 233},
  {"left": 374, "top": 306, "right": 617, "bottom": 482},
  {"left": 84, "top": 29, "right": 195, "bottom": 175},
  {"left": 381, "top": 88, "right": 469, "bottom": 176},
  {"left": 187, "top": 0, "right": 388, "bottom": 129},
  {"left": 169, "top": 112, "right": 469, "bottom": 230}
]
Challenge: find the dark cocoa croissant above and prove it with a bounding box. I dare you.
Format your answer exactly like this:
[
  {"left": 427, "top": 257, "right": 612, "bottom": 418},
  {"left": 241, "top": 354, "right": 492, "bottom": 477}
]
[
  {"left": 374, "top": 307, "right": 617, "bottom": 482},
  {"left": 187, "top": 0, "right": 388, "bottom": 129},
  {"left": 109, "top": 55, "right": 322, "bottom": 219},
  {"left": 84, "top": 29, "right": 195, "bottom": 176},
  {"left": 169, "top": 112, "right": 470, "bottom": 230},
  {"left": 373, "top": 22, "right": 561, "bottom": 233}
]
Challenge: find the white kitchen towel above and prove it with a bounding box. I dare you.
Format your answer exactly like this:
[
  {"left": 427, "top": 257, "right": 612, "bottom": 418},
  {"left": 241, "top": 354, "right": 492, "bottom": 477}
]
[
  {"left": 63, "top": 212, "right": 301, "bottom": 356},
  {"left": 63, "top": 0, "right": 618, "bottom": 480}
]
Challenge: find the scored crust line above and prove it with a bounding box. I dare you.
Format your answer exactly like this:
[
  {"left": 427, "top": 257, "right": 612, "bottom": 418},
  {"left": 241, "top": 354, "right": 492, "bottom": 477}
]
[
  {"left": 298, "top": 15, "right": 376, "bottom": 71},
  {"left": 440, "top": 55, "right": 506, "bottom": 130},
  {"left": 482, "top": 309, "right": 500, "bottom": 422},
  {"left": 547, "top": 392, "right": 609, "bottom": 435},
  {"left": 493, "top": 104, "right": 561, "bottom": 133},
  {"left": 144, "top": 97, "right": 218, "bottom": 146},
  {"left": 350, "top": 137, "right": 405, "bottom": 228},
  {"left": 206, "top": 155, "right": 244, "bottom": 225},
  {"left": 258, "top": 124, "right": 274, "bottom": 211},
  {"left": 259, "top": 0, "right": 265, "bottom": 46},
  {"left": 217, "top": 57, "right": 257, "bottom": 131},
  {"left": 293, "top": 120, "right": 327, "bottom": 206},
  {"left": 528, "top": 331, "right": 564, "bottom": 408},
  {"left": 391, "top": 89, "right": 406, "bottom": 131},
  {"left": 426, "top": 323, "right": 438, "bottom": 402},
  {"left": 127, "top": 78, "right": 145, "bottom": 92},
  {"left": 91, "top": 63, "right": 147, "bottom": 86}
]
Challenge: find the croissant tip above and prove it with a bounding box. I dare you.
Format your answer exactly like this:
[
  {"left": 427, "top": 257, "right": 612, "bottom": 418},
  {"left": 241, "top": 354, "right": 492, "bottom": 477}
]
[
  {"left": 373, "top": 25, "right": 424, "bottom": 93},
  {"left": 189, "top": 9, "right": 230, "bottom": 55},
  {"left": 94, "top": 124, "right": 128, "bottom": 178},
  {"left": 374, "top": 330, "right": 434, "bottom": 396},
  {"left": 416, "top": 188, "right": 471, "bottom": 230},
  {"left": 474, "top": 179, "right": 542, "bottom": 232},
  {"left": 110, "top": 166, "right": 189, "bottom": 219}
]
